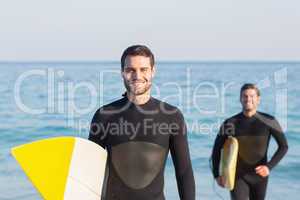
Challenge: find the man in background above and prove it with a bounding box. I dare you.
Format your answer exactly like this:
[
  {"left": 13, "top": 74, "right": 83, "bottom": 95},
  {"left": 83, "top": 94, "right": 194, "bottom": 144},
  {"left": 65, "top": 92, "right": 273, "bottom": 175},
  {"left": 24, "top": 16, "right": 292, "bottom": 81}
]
[{"left": 212, "top": 83, "right": 288, "bottom": 200}]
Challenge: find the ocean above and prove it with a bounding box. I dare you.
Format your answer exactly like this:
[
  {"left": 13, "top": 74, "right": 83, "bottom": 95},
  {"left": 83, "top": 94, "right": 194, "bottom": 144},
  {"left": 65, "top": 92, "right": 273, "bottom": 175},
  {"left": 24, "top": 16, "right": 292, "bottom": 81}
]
[{"left": 0, "top": 62, "right": 299, "bottom": 199}]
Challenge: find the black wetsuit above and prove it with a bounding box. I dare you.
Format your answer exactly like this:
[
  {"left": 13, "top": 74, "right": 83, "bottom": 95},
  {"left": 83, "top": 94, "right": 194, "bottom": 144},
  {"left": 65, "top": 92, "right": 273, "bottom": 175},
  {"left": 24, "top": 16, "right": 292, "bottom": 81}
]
[
  {"left": 212, "top": 112, "right": 288, "bottom": 200},
  {"left": 89, "top": 96, "right": 195, "bottom": 200}
]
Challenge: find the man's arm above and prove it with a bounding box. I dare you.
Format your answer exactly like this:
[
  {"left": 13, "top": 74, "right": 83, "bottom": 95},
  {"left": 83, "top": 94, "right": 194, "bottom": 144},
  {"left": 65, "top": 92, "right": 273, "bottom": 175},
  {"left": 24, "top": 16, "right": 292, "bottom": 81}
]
[
  {"left": 266, "top": 118, "right": 288, "bottom": 170},
  {"left": 88, "top": 108, "right": 107, "bottom": 149},
  {"left": 211, "top": 124, "right": 227, "bottom": 179},
  {"left": 170, "top": 111, "right": 195, "bottom": 200}
]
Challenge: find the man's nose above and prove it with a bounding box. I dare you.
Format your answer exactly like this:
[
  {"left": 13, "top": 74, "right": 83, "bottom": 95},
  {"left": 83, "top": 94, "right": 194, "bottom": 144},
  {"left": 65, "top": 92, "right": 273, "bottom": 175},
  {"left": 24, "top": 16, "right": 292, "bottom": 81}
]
[{"left": 133, "top": 70, "right": 142, "bottom": 79}]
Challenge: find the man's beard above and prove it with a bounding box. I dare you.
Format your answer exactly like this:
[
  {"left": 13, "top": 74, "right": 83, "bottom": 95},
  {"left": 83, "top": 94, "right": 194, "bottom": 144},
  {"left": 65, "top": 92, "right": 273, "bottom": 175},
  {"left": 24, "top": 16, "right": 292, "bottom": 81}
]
[
  {"left": 243, "top": 105, "right": 256, "bottom": 112},
  {"left": 124, "top": 80, "right": 152, "bottom": 96}
]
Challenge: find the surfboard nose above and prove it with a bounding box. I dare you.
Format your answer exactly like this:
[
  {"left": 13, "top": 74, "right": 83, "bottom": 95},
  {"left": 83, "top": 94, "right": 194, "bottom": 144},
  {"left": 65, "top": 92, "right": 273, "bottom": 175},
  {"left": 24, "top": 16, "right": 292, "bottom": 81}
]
[{"left": 11, "top": 136, "right": 107, "bottom": 200}]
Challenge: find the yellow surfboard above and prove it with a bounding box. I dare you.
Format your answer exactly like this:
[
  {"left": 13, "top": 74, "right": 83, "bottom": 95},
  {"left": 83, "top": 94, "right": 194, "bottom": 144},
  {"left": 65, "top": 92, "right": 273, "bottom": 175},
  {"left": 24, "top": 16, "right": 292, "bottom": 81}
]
[
  {"left": 11, "top": 136, "right": 107, "bottom": 200},
  {"left": 219, "top": 136, "right": 239, "bottom": 190}
]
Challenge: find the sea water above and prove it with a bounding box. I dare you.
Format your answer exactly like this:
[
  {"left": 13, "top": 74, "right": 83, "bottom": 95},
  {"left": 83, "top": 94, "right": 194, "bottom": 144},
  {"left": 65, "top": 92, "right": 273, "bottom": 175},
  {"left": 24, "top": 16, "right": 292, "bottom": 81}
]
[{"left": 0, "top": 62, "right": 299, "bottom": 199}]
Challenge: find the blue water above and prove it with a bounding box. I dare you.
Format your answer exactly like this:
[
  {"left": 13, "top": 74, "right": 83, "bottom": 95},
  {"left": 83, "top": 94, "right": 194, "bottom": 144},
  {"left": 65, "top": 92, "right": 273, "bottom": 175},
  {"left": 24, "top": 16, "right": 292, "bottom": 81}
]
[{"left": 0, "top": 62, "right": 299, "bottom": 199}]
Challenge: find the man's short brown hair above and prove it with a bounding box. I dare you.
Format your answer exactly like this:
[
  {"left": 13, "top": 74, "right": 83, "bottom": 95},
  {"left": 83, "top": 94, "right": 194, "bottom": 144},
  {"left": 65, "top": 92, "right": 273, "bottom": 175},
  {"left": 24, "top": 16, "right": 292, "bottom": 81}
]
[
  {"left": 121, "top": 45, "right": 155, "bottom": 70},
  {"left": 240, "top": 83, "right": 261, "bottom": 97}
]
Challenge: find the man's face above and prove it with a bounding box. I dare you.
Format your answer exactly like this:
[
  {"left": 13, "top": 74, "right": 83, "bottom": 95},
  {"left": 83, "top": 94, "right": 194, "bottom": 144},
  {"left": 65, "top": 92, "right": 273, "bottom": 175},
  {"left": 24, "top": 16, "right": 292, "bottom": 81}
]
[
  {"left": 240, "top": 89, "right": 260, "bottom": 112},
  {"left": 122, "top": 55, "right": 155, "bottom": 96}
]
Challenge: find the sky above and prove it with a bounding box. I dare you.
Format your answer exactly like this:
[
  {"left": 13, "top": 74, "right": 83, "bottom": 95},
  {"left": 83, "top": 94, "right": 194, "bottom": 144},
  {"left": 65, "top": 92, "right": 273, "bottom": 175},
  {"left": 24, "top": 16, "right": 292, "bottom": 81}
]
[{"left": 0, "top": 0, "right": 299, "bottom": 61}]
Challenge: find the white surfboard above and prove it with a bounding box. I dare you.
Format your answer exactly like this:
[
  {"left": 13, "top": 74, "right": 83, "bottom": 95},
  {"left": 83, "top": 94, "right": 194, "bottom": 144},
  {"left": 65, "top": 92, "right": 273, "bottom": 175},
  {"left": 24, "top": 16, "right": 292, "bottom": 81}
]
[
  {"left": 11, "top": 136, "right": 107, "bottom": 200},
  {"left": 219, "top": 136, "right": 239, "bottom": 191}
]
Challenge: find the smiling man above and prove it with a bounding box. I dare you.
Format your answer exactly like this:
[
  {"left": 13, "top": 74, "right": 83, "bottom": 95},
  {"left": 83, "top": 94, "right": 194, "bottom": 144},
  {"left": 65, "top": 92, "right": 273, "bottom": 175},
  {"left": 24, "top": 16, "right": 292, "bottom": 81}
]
[
  {"left": 211, "top": 83, "right": 288, "bottom": 200},
  {"left": 89, "top": 45, "right": 195, "bottom": 200}
]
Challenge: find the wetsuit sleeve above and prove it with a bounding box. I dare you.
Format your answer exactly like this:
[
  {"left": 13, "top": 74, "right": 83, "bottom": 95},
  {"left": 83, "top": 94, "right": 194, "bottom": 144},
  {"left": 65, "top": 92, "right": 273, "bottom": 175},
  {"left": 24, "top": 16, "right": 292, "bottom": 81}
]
[
  {"left": 211, "top": 122, "right": 228, "bottom": 178},
  {"left": 170, "top": 111, "right": 195, "bottom": 200},
  {"left": 266, "top": 118, "right": 288, "bottom": 170},
  {"left": 88, "top": 108, "right": 107, "bottom": 149}
]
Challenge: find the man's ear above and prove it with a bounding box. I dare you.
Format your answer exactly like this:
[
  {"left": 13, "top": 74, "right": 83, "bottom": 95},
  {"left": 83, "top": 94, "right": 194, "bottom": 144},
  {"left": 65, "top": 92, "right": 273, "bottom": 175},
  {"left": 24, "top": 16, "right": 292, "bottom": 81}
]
[
  {"left": 151, "top": 65, "right": 156, "bottom": 78},
  {"left": 121, "top": 69, "right": 125, "bottom": 78}
]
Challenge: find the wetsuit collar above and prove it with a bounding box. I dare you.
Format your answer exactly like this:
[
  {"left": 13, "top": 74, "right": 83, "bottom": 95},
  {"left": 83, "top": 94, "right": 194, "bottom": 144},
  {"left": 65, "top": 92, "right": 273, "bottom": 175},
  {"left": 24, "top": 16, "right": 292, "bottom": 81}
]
[
  {"left": 124, "top": 95, "right": 154, "bottom": 108},
  {"left": 241, "top": 111, "right": 258, "bottom": 121}
]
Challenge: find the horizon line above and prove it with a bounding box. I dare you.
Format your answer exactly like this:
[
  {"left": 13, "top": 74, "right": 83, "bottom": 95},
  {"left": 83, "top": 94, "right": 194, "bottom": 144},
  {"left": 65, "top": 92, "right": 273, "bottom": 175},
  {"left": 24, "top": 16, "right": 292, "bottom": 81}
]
[{"left": 1, "top": 59, "right": 300, "bottom": 64}]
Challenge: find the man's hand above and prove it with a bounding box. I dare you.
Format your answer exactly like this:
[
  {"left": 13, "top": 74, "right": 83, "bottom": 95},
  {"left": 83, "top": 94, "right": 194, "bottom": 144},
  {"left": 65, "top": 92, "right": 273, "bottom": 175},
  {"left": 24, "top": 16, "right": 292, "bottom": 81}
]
[
  {"left": 255, "top": 165, "right": 270, "bottom": 177},
  {"left": 216, "top": 176, "right": 226, "bottom": 187}
]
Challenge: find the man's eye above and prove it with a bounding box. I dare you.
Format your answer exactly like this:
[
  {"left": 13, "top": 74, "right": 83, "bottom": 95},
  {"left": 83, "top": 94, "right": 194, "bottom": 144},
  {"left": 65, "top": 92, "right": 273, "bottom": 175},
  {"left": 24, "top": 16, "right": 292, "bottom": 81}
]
[{"left": 141, "top": 68, "right": 149, "bottom": 72}]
